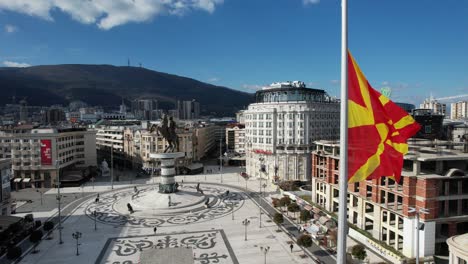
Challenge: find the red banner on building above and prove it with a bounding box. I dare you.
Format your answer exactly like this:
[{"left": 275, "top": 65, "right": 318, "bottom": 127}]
[
  {"left": 253, "top": 149, "right": 272, "bottom": 155},
  {"left": 40, "top": 139, "right": 52, "bottom": 165}
]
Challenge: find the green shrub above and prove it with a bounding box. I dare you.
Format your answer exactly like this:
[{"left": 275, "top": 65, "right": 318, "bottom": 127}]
[
  {"left": 288, "top": 203, "right": 300, "bottom": 213},
  {"left": 351, "top": 244, "right": 367, "bottom": 260},
  {"left": 297, "top": 234, "right": 313, "bottom": 247},
  {"left": 300, "top": 209, "right": 312, "bottom": 222},
  {"left": 273, "top": 213, "right": 284, "bottom": 225}
]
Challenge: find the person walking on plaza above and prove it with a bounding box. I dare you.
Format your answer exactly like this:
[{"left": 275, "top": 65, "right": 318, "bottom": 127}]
[
  {"left": 290, "top": 244, "right": 294, "bottom": 253},
  {"left": 153, "top": 226, "right": 157, "bottom": 234}
]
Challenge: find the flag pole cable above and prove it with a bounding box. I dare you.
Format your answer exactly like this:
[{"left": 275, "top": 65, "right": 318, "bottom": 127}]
[{"left": 337, "top": 0, "right": 348, "bottom": 262}]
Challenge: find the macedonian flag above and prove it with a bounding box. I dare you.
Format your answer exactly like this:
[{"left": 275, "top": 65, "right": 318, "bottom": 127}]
[{"left": 348, "top": 51, "right": 421, "bottom": 183}]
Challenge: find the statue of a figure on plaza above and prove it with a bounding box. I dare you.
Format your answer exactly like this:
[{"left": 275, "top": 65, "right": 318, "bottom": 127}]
[{"left": 149, "top": 114, "right": 179, "bottom": 153}]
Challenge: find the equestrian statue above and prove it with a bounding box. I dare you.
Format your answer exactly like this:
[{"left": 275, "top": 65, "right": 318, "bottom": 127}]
[{"left": 149, "top": 115, "right": 180, "bottom": 153}]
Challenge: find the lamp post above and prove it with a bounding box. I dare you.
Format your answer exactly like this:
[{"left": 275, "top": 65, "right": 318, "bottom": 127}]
[
  {"left": 408, "top": 207, "right": 429, "bottom": 264},
  {"left": 36, "top": 189, "right": 44, "bottom": 206},
  {"left": 93, "top": 210, "right": 97, "bottom": 230},
  {"left": 55, "top": 160, "right": 63, "bottom": 244},
  {"left": 219, "top": 130, "right": 223, "bottom": 183},
  {"left": 242, "top": 219, "right": 250, "bottom": 241},
  {"left": 260, "top": 246, "right": 270, "bottom": 264},
  {"left": 72, "top": 231, "right": 82, "bottom": 256},
  {"left": 110, "top": 144, "right": 114, "bottom": 190}
]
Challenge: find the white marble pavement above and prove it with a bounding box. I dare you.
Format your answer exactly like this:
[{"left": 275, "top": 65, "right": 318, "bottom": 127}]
[{"left": 19, "top": 167, "right": 315, "bottom": 264}]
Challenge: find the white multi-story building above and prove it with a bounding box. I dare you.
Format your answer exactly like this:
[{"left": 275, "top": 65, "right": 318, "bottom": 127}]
[
  {"left": 0, "top": 159, "right": 12, "bottom": 215},
  {"left": 0, "top": 127, "right": 96, "bottom": 189},
  {"left": 244, "top": 81, "right": 339, "bottom": 182},
  {"left": 226, "top": 124, "right": 245, "bottom": 154},
  {"left": 420, "top": 97, "right": 447, "bottom": 116},
  {"left": 451, "top": 101, "right": 468, "bottom": 120}
]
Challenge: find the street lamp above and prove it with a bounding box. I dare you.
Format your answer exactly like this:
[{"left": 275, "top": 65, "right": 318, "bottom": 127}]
[
  {"left": 110, "top": 143, "right": 114, "bottom": 190},
  {"left": 408, "top": 207, "right": 429, "bottom": 264},
  {"left": 93, "top": 210, "right": 97, "bottom": 230},
  {"left": 219, "top": 130, "right": 223, "bottom": 183},
  {"left": 36, "top": 189, "right": 44, "bottom": 206},
  {"left": 260, "top": 246, "right": 270, "bottom": 264},
  {"left": 72, "top": 231, "right": 82, "bottom": 256},
  {"left": 242, "top": 219, "right": 250, "bottom": 241},
  {"left": 231, "top": 201, "right": 235, "bottom": 220},
  {"left": 55, "top": 160, "right": 63, "bottom": 244}
]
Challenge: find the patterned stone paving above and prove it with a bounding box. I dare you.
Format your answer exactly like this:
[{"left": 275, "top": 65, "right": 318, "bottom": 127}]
[
  {"left": 84, "top": 184, "right": 245, "bottom": 228},
  {"left": 95, "top": 229, "right": 238, "bottom": 264}
]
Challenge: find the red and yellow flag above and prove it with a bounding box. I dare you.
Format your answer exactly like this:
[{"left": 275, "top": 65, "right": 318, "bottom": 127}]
[{"left": 347, "top": 51, "right": 420, "bottom": 183}]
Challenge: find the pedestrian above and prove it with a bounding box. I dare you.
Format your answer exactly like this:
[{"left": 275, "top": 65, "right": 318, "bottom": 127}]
[
  {"left": 127, "top": 203, "right": 134, "bottom": 213},
  {"left": 290, "top": 244, "right": 293, "bottom": 253},
  {"left": 134, "top": 186, "right": 138, "bottom": 193},
  {"left": 153, "top": 226, "right": 157, "bottom": 234}
]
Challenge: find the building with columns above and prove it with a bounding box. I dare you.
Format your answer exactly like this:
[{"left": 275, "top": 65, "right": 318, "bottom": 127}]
[
  {"left": 311, "top": 140, "right": 468, "bottom": 260},
  {"left": 447, "top": 233, "right": 468, "bottom": 264},
  {"left": 244, "top": 81, "right": 339, "bottom": 182}
]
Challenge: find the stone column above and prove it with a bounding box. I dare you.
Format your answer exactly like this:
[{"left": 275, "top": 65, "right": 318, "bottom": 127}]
[{"left": 150, "top": 152, "right": 184, "bottom": 193}]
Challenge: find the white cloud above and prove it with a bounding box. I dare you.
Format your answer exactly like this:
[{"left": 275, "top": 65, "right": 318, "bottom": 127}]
[
  {"left": 4, "top": 24, "right": 17, "bottom": 33},
  {"left": 0, "top": 0, "right": 224, "bottom": 30},
  {"left": 242, "top": 84, "right": 264, "bottom": 92},
  {"left": 330, "top": 79, "right": 340, "bottom": 85},
  {"left": 207, "top": 77, "right": 220, "bottom": 83},
  {"left": 303, "top": 0, "right": 320, "bottom": 5},
  {"left": 2, "top": 61, "right": 31, "bottom": 67}
]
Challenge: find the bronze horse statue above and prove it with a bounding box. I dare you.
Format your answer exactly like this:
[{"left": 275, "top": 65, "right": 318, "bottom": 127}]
[{"left": 149, "top": 115, "right": 179, "bottom": 153}]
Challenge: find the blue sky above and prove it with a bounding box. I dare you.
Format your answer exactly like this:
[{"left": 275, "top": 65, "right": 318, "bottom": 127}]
[{"left": 0, "top": 0, "right": 467, "bottom": 106}]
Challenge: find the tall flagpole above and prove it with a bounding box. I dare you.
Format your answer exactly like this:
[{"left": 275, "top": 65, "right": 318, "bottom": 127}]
[{"left": 337, "top": 0, "right": 348, "bottom": 263}]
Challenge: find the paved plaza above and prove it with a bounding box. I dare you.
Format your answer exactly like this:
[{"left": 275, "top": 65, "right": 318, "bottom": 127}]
[{"left": 13, "top": 167, "right": 321, "bottom": 264}]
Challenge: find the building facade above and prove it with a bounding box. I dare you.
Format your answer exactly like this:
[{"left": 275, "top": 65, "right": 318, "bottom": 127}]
[
  {"left": 451, "top": 101, "right": 468, "bottom": 120},
  {"left": 244, "top": 81, "right": 339, "bottom": 182},
  {"left": 131, "top": 99, "right": 159, "bottom": 120},
  {"left": 311, "top": 140, "right": 468, "bottom": 259},
  {"left": 191, "top": 124, "right": 217, "bottom": 161},
  {"left": 447, "top": 233, "right": 468, "bottom": 264},
  {"left": 0, "top": 127, "right": 96, "bottom": 189},
  {"left": 0, "top": 159, "right": 12, "bottom": 215},
  {"left": 420, "top": 97, "right": 447, "bottom": 116},
  {"left": 139, "top": 130, "right": 193, "bottom": 170},
  {"left": 225, "top": 124, "right": 245, "bottom": 154},
  {"left": 177, "top": 100, "right": 200, "bottom": 120}
]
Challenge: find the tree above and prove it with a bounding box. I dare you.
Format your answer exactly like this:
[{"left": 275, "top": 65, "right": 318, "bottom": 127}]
[
  {"left": 297, "top": 234, "right": 313, "bottom": 247},
  {"left": 328, "top": 229, "right": 338, "bottom": 249},
  {"left": 6, "top": 246, "right": 22, "bottom": 260},
  {"left": 271, "top": 198, "right": 280, "bottom": 208},
  {"left": 300, "top": 209, "right": 312, "bottom": 223},
  {"left": 287, "top": 203, "right": 300, "bottom": 219},
  {"left": 351, "top": 244, "right": 367, "bottom": 260},
  {"left": 273, "top": 213, "right": 284, "bottom": 231},
  {"left": 29, "top": 230, "right": 43, "bottom": 253},
  {"left": 279, "top": 196, "right": 291, "bottom": 214},
  {"left": 43, "top": 221, "right": 54, "bottom": 239}
]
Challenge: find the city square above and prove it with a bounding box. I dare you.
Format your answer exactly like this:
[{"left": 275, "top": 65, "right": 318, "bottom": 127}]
[{"left": 14, "top": 168, "right": 335, "bottom": 264}]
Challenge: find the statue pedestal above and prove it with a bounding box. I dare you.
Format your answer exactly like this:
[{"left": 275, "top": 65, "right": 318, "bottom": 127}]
[{"left": 149, "top": 152, "right": 185, "bottom": 193}]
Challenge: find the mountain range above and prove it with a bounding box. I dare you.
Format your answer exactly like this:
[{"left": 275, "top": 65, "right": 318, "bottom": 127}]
[{"left": 0, "top": 65, "right": 254, "bottom": 116}]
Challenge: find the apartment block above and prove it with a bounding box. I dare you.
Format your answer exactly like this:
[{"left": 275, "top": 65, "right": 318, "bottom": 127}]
[{"left": 311, "top": 140, "right": 468, "bottom": 259}]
